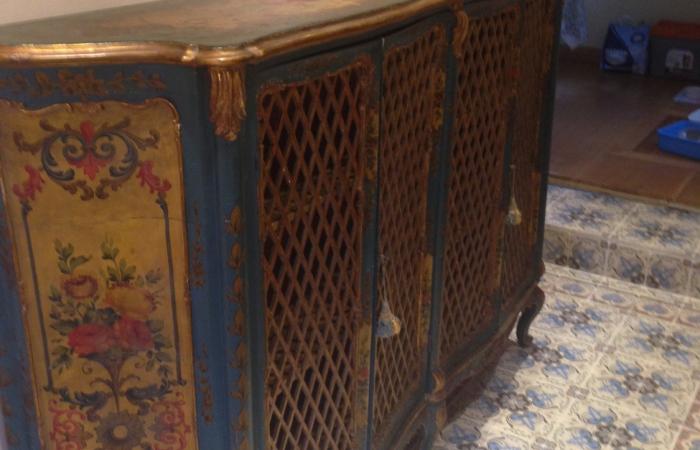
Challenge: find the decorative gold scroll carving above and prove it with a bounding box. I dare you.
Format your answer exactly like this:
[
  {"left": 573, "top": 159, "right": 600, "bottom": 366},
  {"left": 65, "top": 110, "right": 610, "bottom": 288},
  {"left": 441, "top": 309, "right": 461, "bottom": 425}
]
[{"left": 209, "top": 67, "right": 246, "bottom": 141}]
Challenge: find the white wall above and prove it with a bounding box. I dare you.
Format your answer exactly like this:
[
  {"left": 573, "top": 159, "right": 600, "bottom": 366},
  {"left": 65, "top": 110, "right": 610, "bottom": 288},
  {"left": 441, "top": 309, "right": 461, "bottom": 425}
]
[
  {"left": 0, "top": 0, "right": 157, "bottom": 25},
  {"left": 583, "top": 0, "right": 700, "bottom": 47}
]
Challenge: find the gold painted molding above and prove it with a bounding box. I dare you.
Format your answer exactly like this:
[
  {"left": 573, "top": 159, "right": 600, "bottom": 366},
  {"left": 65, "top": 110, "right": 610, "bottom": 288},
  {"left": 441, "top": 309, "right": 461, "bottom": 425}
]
[
  {"left": 209, "top": 67, "right": 246, "bottom": 141},
  {"left": 0, "top": 0, "right": 448, "bottom": 67}
]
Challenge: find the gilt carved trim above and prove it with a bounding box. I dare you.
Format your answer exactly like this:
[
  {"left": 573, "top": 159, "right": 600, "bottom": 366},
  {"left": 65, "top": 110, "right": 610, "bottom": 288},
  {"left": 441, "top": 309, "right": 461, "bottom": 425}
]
[{"left": 209, "top": 67, "right": 246, "bottom": 142}]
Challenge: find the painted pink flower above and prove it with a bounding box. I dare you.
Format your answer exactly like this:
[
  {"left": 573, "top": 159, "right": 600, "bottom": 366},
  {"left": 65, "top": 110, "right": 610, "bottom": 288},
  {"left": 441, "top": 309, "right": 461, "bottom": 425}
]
[
  {"left": 68, "top": 323, "right": 116, "bottom": 356},
  {"left": 12, "top": 165, "right": 44, "bottom": 202},
  {"left": 62, "top": 274, "right": 98, "bottom": 299},
  {"left": 113, "top": 317, "right": 154, "bottom": 351}
]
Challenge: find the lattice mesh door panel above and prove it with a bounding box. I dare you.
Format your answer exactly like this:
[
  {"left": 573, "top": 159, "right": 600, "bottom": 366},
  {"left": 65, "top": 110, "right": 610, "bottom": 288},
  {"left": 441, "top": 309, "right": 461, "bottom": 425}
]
[
  {"left": 439, "top": 7, "right": 518, "bottom": 362},
  {"left": 501, "top": 0, "right": 555, "bottom": 299},
  {"left": 373, "top": 25, "right": 446, "bottom": 436},
  {"left": 257, "top": 58, "right": 372, "bottom": 450}
]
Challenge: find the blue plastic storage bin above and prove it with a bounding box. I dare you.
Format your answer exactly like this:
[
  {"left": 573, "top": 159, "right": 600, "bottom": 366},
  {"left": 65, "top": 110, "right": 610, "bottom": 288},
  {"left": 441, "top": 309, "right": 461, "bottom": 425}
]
[{"left": 657, "top": 120, "right": 700, "bottom": 160}]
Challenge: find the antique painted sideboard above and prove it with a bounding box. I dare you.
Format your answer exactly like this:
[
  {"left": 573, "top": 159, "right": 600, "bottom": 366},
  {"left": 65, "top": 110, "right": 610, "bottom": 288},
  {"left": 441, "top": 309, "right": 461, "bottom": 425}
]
[{"left": 0, "top": 0, "right": 562, "bottom": 448}]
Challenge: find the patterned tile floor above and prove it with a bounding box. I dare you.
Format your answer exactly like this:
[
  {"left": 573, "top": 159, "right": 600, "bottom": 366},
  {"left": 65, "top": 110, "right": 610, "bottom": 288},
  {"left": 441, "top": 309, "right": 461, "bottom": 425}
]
[
  {"left": 434, "top": 263, "right": 700, "bottom": 450},
  {"left": 544, "top": 186, "right": 700, "bottom": 299}
]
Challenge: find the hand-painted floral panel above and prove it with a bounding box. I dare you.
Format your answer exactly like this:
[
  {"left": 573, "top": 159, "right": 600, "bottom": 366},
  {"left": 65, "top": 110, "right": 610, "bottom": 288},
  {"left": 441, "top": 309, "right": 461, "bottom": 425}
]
[{"left": 0, "top": 99, "right": 198, "bottom": 450}]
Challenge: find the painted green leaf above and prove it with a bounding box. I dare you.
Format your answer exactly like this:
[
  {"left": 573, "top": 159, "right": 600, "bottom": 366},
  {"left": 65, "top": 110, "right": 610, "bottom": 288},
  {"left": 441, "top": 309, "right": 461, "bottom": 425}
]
[
  {"left": 101, "top": 239, "right": 119, "bottom": 260},
  {"left": 153, "top": 334, "right": 172, "bottom": 349},
  {"left": 145, "top": 269, "right": 162, "bottom": 285},
  {"left": 58, "top": 260, "right": 71, "bottom": 274},
  {"left": 50, "top": 320, "right": 78, "bottom": 335},
  {"left": 96, "top": 308, "right": 118, "bottom": 325},
  {"left": 51, "top": 345, "right": 71, "bottom": 356},
  {"left": 49, "top": 285, "right": 62, "bottom": 303},
  {"left": 54, "top": 239, "right": 63, "bottom": 255},
  {"left": 51, "top": 353, "right": 71, "bottom": 372},
  {"left": 107, "top": 266, "right": 119, "bottom": 282},
  {"left": 82, "top": 309, "right": 97, "bottom": 324},
  {"left": 54, "top": 240, "right": 74, "bottom": 262},
  {"left": 49, "top": 305, "right": 61, "bottom": 320},
  {"left": 62, "top": 301, "right": 76, "bottom": 316},
  {"left": 68, "top": 255, "right": 91, "bottom": 271}
]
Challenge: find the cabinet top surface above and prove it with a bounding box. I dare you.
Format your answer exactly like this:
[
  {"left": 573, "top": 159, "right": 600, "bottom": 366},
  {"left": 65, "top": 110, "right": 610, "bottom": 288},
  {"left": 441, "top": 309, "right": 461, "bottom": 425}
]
[{"left": 0, "top": 0, "right": 448, "bottom": 66}]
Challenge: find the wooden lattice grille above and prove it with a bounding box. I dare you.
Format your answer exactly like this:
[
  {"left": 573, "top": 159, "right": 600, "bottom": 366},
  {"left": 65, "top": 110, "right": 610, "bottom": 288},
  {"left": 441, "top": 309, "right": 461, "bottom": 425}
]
[
  {"left": 439, "top": 7, "right": 518, "bottom": 362},
  {"left": 501, "top": 0, "right": 555, "bottom": 299},
  {"left": 373, "top": 25, "right": 446, "bottom": 436},
  {"left": 257, "top": 58, "right": 372, "bottom": 450}
]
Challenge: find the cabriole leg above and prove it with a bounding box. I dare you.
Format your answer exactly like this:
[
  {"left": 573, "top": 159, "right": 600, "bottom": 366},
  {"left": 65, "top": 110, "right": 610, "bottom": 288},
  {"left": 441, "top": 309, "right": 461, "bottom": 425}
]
[{"left": 517, "top": 286, "right": 544, "bottom": 347}]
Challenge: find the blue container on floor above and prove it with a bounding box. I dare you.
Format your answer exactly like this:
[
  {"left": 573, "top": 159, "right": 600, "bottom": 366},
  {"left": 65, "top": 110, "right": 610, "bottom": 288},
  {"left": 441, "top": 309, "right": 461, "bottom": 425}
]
[{"left": 657, "top": 120, "right": 700, "bottom": 160}]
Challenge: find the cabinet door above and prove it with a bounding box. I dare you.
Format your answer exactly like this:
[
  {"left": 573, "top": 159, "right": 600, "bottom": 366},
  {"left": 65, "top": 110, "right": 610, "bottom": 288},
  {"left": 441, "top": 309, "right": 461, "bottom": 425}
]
[
  {"left": 247, "top": 44, "right": 380, "bottom": 450},
  {"left": 437, "top": 0, "right": 519, "bottom": 376},
  {"left": 372, "top": 17, "right": 448, "bottom": 448},
  {"left": 500, "top": 0, "right": 557, "bottom": 300}
]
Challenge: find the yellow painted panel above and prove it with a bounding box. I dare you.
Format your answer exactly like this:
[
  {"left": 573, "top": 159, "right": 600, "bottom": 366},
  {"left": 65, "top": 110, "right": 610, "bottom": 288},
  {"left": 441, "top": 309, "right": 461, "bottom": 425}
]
[{"left": 0, "top": 98, "right": 198, "bottom": 450}]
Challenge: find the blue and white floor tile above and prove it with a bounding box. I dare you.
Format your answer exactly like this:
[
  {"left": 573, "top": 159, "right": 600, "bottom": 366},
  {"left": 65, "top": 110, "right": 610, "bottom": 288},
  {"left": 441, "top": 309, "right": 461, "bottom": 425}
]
[
  {"left": 553, "top": 400, "right": 676, "bottom": 450},
  {"left": 544, "top": 186, "right": 700, "bottom": 299},
  {"left": 585, "top": 354, "right": 697, "bottom": 419},
  {"left": 434, "top": 262, "right": 700, "bottom": 450}
]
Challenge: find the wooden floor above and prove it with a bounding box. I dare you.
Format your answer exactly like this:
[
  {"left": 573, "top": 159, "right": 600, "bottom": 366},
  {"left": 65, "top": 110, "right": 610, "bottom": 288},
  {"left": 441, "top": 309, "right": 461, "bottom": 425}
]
[{"left": 549, "top": 58, "right": 700, "bottom": 210}]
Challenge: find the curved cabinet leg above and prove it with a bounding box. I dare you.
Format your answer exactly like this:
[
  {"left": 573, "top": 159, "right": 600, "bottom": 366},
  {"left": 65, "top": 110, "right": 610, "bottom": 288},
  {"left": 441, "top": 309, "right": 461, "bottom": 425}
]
[{"left": 517, "top": 286, "right": 545, "bottom": 347}]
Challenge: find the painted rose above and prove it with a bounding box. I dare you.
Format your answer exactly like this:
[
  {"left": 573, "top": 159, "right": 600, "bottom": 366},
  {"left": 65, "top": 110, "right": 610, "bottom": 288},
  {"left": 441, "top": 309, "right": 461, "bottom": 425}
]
[
  {"left": 61, "top": 274, "right": 99, "bottom": 299},
  {"left": 68, "top": 323, "right": 116, "bottom": 356},
  {"left": 113, "top": 317, "right": 154, "bottom": 351},
  {"left": 105, "top": 286, "right": 156, "bottom": 320}
]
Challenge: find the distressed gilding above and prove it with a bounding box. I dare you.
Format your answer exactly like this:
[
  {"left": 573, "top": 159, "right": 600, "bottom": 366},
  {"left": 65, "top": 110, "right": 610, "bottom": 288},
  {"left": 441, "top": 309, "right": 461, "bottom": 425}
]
[{"left": 209, "top": 68, "right": 246, "bottom": 142}]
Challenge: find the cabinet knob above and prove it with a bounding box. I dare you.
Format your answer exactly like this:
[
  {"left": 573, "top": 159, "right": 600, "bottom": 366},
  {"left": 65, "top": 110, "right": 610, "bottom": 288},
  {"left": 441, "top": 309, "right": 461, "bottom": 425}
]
[{"left": 506, "top": 164, "right": 522, "bottom": 226}]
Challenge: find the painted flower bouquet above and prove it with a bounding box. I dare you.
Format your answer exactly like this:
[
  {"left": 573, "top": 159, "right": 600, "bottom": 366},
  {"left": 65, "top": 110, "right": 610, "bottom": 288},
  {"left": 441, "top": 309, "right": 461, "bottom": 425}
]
[{"left": 48, "top": 237, "right": 175, "bottom": 417}]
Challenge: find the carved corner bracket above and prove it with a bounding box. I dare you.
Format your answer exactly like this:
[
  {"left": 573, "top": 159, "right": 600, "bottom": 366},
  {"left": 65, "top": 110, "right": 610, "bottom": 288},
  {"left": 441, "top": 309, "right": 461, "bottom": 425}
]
[{"left": 209, "top": 67, "right": 246, "bottom": 141}]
